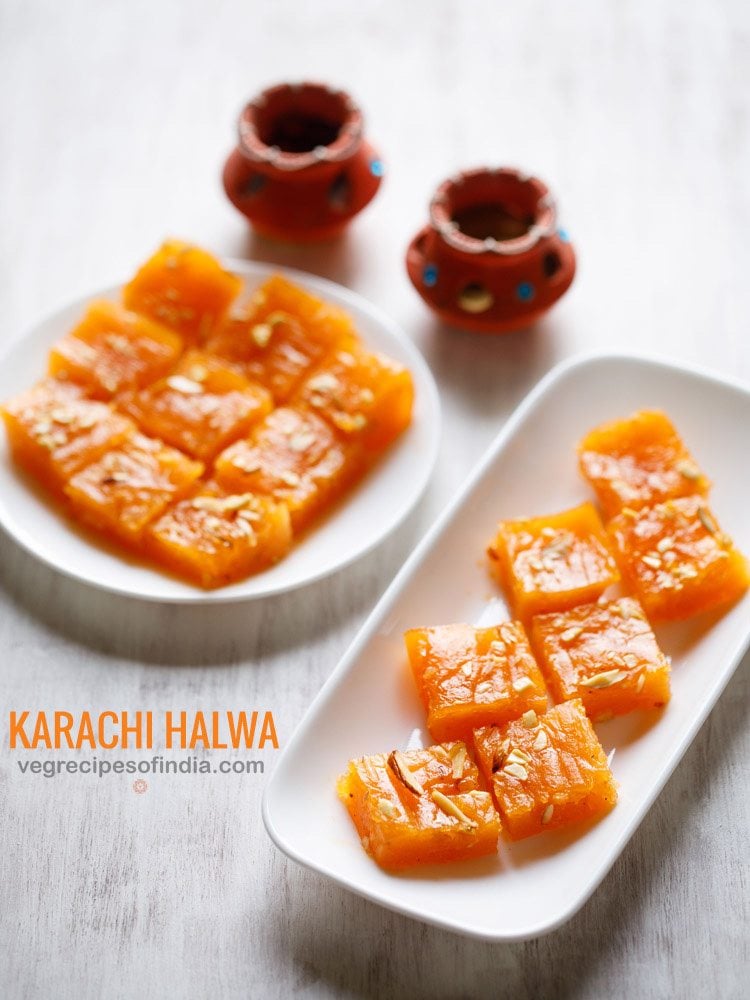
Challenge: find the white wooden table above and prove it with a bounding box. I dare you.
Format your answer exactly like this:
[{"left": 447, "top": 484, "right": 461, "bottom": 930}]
[{"left": 1, "top": 2, "right": 748, "bottom": 997}]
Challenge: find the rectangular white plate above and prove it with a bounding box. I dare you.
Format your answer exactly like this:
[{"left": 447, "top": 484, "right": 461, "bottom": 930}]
[{"left": 262, "top": 353, "right": 750, "bottom": 940}]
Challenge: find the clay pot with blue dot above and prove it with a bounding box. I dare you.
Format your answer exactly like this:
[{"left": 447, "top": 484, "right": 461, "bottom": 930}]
[
  {"left": 406, "top": 167, "right": 575, "bottom": 333},
  {"left": 223, "top": 82, "right": 383, "bottom": 242}
]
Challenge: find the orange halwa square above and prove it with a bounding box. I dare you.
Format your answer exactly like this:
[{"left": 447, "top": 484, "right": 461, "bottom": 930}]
[
  {"left": 337, "top": 743, "right": 500, "bottom": 870},
  {"left": 214, "top": 405, "right": 359, "bottom": 533},
  {"left": 404, "top": 621, "right": 548, "bottom": 742},
  {"left": 123, "top": 240, "right": 242, "bottom": 342},
  {"left": 487, "top": 502, "right": 620, "bottom": 620},
  {"left": 608, "top": 497, "right": 749, "bottom": 621},
  {"left": 207, "top": 274, "right": 357, "bottom": 402},
  {"left": 473, "top": 699, "right": 617, "bottom": 841},
  {"left": 578, "top": 409, "right": 710, "bottom": 519},
  {"left": 48, "top": 300, "right": 183, "bottom": 399},
  {"left": 2, "top": 379, "right": 134, "bottom": 494},
  {"left": 118, "top": 351, "right": 272, "bottom": 462},
  {"left": 530, "top": 597, "right": 670, "bottom": 722},
  {"left": 64, "top": 433, "right": 203, "bottom": 547},
  {"left": 293, "top": 345, "right": 414, "bottom": 453},
  {"left": 146, "top": 486, "right": 291, "bottom": 588}
]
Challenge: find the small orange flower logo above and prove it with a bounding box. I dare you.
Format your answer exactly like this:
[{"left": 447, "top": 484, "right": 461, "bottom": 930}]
[{"left": 133, "top": 778, "right": 148, "bottom": 794}]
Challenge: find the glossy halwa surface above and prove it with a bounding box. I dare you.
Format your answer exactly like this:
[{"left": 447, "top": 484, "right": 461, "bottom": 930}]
[
  {"left": 405, "top": 621, "right": 548, "bottom": 742},
  {"left": 530, "top": 597, "right": 671, "bottom": 721},
  {"left": 488, "top": 501, "right": 620, "bottom": 620},
  {"left": 473, "top": 699, "right": 617, "bottom": 841},
  {"left": 578, "top": 409, "right": 710, "bottom": 519},
  {"left": 338, "top": 743, "right": 501, "bottom": 870}
]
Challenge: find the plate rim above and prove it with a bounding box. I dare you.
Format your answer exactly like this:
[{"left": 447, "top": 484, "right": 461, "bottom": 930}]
[
  {"left": 262, "top": 349, "right": 750, "bottom": 941},
  {"left": 0, "top": 260, "right": 442, "bottom": 604}
]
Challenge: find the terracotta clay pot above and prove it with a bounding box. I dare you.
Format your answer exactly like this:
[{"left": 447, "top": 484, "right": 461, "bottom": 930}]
[
  {"left": 223, "top": 82, "right": 383, "bottom": 242},
  {"left": 406, "top": 167, "right": 576, "bottom": 333}
]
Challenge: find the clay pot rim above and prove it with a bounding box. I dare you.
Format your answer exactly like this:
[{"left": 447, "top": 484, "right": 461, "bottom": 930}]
[
  {"left": 429, "top": 167, "right": 558, "bottom": 257},
  {"left": 237, "top": 81, "right": 364, "bottom": 173}
]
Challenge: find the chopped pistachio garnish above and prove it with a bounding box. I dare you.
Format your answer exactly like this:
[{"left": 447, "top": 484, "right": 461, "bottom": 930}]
[
  {"left": 612, "top": 478, "right": 638, "bottom": 500},
  {"left": 231, "top": 454, "right": 262, "bottom": 474},
  {"left": 431, "top": 790, "right": 477, "bottom": 829},
  {"left": 541, "top": 803, "right": 554, "bottom": 825},
  {"left": 656, "top": 536, "right": 675, "bottom": 552},
  {"left": 251, "top": 323, "right": 273, "bottom": 348},
  {"left": 561, "top": 626, "right": 583, "bottom": 644},
  {"left": 676, "top": 459, "right": 701, "bottom": 481},
  {"left": 76, "top": 411, "right": 98, "bottom": 429},
  {"left": 288, "top": 431, "right": 316, "bottom": 453},
  {"left": 698, "top": 506, "right": 718, "bottom": 534},
  {"left": 191, "top": 493, "right": 254, "bottom": 514},
  {"left": 642, "top": 554, "right": 662, "bottom": 569},
  {"left": 449, "top": 744, "right": 467, "bottom": 780},
  {"left": 532, "top": 729, "right": 549, "bottom": 750},
  {"left": 333, "top": 412, "right": 368, "bottom": 433},
  {"left": 166, "top": 375, "right": 203, "bottom": 394},
  {"left": 521, "top": 710, "right": 538, "bottom": 729},
  {"left": 307, "top": 372, "right": 340, "bottom": 394},
  {"left": 512, "top": 676, "right": 534, "bottom": 693},
  {"left": 101, "top": 471, "right": 128, "bottom": 485},
  {"left": 387, "top": 750, "right": 425, "bottom": 796},
  {"left": 377, "top": 798, "right": 398, "bottom": 819},
  {"left": 104, "top": 333, "right": 133, "bottom": 354},
  {"left": 49, "top": 407, "right": 75, "bottom": 424},
  {"left": 503, "top": 761, "right": 528, "bottom": 780},
  {"left": 188, "top": 364, "right": 208, "bottom": 382},
  {"left": 580, "top": 669, "right": 627, "bottom": 689},
  {"left": 491, "top": 739, "right": 510, "bottom": 773},
  {"left": 674, "top": 563, "right": 698, "bottom": 580},
  {"left": 541, "top": 534, "right": 571, "bottom": 560},
  {"left": 617, "top": 600, "right": 640, "bottom": 619}
]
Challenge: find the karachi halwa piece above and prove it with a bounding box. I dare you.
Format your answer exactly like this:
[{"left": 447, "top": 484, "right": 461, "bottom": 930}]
[
  {"left": 293, "top": 345, "right": 414, "bottom": 453},
  {"left": 473, "top": 699, "right": 617, "bottom": 841},
  {"left": 214, "top": 405, "right": 359, "bottom": 533},
  {"left": 64, "top": 433, "right": 203, "bottom": 548},
  {"left": 530, "top": 597, "right": 671, "bottom": 722},
  {"left": 337, "top": 743, "right": 501, "bottom": 870},
  {"left": 578, "top": 409, "right": 710, "bottom": 520},
  {"left": 123, "top": 240, "right": 242, "bottom": 342},
  {"left": 488, "top": 502, "right": 620, "bottom": 620},
  {"left": 608, "top": 497, "right": 749, "bottom": 621},
  {"left": 118, "top": 351, "right": 272, "bottom": 463},
  {"left": 146, "top": 486, "right": 292, "bottom": 588},
  {"left": 1, "top": 379, "right": 134, "bottom": 495},
  {"left": 48, "top": 300, "right": 183, "bottom": 400},
  {"left": 207, "top": 274, "right": 357, "bottom": 402},
  {"left": 404, "top": 621, "right": 548, "bottom": 742}
]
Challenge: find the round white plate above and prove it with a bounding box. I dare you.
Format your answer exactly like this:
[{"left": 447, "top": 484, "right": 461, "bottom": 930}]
[{"left": 0, "top": 261, "right": 441, "bottom": 603}]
